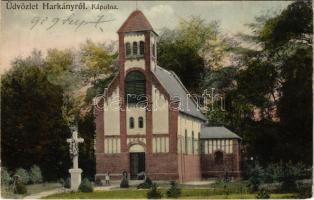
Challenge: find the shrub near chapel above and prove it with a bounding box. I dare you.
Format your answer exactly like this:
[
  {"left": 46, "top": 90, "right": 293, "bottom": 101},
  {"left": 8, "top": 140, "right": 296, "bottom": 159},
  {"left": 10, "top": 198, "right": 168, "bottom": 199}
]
[
  {"left": 29, "top": 165, "right": 43, "bottom": 184},
  {"left": 14, "top": 168, "right": 30, "bottom": 184}
]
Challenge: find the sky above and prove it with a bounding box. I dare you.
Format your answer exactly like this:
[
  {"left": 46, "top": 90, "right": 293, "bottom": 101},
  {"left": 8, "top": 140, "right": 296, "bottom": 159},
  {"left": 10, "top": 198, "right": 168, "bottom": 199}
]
[{"left": 0, "top": 1, "right": 292, "bottom": 74}]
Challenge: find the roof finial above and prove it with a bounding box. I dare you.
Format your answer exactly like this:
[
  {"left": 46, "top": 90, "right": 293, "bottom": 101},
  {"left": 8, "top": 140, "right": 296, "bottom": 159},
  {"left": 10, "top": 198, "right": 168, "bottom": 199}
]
[{"left": 136, "top": 1, "right": 138, "bottom": 10}]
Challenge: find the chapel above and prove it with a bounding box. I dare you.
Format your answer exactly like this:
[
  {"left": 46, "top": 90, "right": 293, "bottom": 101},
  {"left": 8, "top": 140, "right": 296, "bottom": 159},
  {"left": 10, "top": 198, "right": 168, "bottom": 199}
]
[{"left": 94, "top": 10, "right": 241, "bottom": 182}]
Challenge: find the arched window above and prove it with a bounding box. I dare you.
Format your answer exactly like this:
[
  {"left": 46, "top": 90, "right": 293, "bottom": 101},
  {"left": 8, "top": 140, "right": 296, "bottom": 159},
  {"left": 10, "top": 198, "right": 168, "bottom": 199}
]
[
  {"left": 138, "top": 117, "right": 144, "bottom": 128},
  {"left": 125, "top": 71, "right": 146, "bottom": 104},
  {"left": 139, "top": 41, "right": 144, "bottom": 55},
  {"left": 214, "top": 151, "right": 223, "bottom": 165},
  {"left": 133, "top": 41, "right": 138, "bottom": 55},
  {"left": 125, "top": 42, "right": 131, "bottom": 56},
  {"left": 129, "top": 117, "right": 134, "bottom": 129}
]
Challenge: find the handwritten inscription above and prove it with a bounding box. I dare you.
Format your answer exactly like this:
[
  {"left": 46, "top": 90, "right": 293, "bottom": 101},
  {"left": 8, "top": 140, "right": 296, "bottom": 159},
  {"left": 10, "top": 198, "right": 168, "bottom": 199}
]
[{"left": 30, "top": 13, "right": 115, "bottom": 32}]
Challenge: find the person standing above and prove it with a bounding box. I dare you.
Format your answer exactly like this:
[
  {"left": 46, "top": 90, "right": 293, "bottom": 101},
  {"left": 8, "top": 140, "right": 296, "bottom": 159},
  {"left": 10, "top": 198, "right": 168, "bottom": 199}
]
[{"left": 105, "top": 172, "right": 110, "bottom": 185}]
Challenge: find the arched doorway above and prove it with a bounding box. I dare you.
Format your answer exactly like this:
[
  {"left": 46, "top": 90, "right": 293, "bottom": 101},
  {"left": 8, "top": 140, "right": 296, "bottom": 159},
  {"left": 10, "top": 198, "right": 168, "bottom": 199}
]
[{"left": 129, "top": 144, "right": 145, "bottom": 180}]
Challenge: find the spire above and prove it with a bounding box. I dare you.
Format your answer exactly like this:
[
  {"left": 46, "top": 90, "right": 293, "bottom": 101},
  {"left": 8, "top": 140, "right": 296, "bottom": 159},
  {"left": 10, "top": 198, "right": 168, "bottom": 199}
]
[{"left": 117, "top": 10, "right": 154, "bottom": 33}]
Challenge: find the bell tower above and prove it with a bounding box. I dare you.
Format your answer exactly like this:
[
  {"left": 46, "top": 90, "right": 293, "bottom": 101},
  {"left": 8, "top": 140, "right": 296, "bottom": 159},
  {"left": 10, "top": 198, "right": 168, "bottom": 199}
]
[
  {"left": 117, "top": 10, "right": 158, "bottom": 75},
  {"left": 117, "top": 10, "right": 157, "bottom": 153}
]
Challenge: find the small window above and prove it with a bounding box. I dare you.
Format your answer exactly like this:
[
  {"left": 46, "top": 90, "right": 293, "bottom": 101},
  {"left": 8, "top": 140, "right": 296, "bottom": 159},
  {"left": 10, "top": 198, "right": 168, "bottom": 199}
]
[
  {"left": 198, "top": 132, "right": 201, "bottom": 154},
  {"left": 133, "top": 41, "right": 138, "bottom": 55},
  {"left": 139, "top": 41, "right": 144, "bottom": 55},
  {"left": 138, "top": 117, "right": 144, "bottom": 128},
  {"left": 129, "top": 117, "right": 134, "bottom": 129},
  {"left": 152, "top": 43, "right": 156, "bottom": 57},
  {"left": 214, "top": 151, "right": 223, "bottom": 165},
  {"left": 185, "top": 130, "right": 188, "bottom": 154},
  {"left": 192, "top": 131, "right": 194, "bottom": 154},
  {"left": 125, "top": 42, "right": 131, "bottom": 56}
]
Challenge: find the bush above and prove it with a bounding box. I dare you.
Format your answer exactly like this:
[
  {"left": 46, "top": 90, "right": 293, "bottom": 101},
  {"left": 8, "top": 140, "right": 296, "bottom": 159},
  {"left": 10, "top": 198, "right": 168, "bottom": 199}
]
[
  {"left": 263, "top": 162, "right": 283, "bottom": 183},
  {"left": 120, "top": 176, "right": 129, "bottom": 188},
  {"left": 29, "top": 165, "right": 43, "bottom": 184},
  {"left": 256, "top": 188, "right": 270, "bottom": 199},
  {"left": 147, "top": 183, "right": 162, "bottom": 199},
  {"left": 166, "top": 181, "right": 181, "bottom": 198},
  {"left": 79, "top": 178, "right": 94, "bottom": 193},
  {"left": 296, "top": 182, "right": 312, "bottom": 198},
  {"left": 280, "top": 162, "right": 298, "bottom": 192},
  {"left": 14, "top": 168, "right": 30, "bottom": 184},
  {"left": 1, "top": 167, "right": 11, "bottom": 186},
  {"left": 14, "top": 181, "right": 27, "bottom": 194},
  {"left": 137, "top": 176, "right": 153, "bottom": 189},
  {"left": 248, "top": 165, "right": 263, "bottom": 192},
  {"left": 95, "top": 178, "right": 103, "bottom": 186},
  {"left": 64, "top": 177, "right": 71, "bottom": 188}
]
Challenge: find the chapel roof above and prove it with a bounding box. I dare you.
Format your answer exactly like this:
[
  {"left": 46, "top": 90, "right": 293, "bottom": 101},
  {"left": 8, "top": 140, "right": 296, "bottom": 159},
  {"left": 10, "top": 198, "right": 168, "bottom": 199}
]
[
  {"left": 153, "top": 66, "right": 207, "bottom": 121},
  {"left": 200, "top": 126, "right": 241, "bottom": 139},
  {"left": 117, "top": 10, "right": 154, "bottom": 33}
]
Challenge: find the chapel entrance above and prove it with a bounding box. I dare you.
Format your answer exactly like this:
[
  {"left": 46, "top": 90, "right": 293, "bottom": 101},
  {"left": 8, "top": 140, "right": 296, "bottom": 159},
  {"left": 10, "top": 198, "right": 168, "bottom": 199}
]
[{"left": 129, "top": 144, "right": 145, "bottom": 180}]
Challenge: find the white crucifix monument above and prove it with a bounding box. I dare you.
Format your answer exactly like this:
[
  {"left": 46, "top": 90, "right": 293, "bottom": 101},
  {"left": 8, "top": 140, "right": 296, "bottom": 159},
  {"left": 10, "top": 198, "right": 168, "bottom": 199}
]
[{"left": 67, "top": 127, "right": 84, "bottom": 191}]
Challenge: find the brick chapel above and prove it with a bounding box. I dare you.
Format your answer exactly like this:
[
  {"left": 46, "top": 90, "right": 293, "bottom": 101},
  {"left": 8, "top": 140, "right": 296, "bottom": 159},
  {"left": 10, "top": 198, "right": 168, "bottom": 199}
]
[{"left": 94, "top": 10, "right": 241, "bottom": 182}]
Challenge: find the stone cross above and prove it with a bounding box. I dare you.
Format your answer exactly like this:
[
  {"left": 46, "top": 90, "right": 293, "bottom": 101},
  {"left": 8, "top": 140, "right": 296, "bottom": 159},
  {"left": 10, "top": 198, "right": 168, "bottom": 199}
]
[
  {"left": 66, "top": 128, "right": 84, "bottom": 191},
  {"left": 67, "top": 129, "right": 84, "bottom": 169}
]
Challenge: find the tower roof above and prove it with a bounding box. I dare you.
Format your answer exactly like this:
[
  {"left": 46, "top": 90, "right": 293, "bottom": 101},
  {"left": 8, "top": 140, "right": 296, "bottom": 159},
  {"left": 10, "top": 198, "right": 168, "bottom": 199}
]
[{"left": 117, "top": 10, "right": 154, "bottom": 33}]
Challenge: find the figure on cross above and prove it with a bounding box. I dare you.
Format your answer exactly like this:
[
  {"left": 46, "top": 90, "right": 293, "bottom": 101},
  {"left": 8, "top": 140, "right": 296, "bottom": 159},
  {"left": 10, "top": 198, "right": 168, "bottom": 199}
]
[
  {"left": 66, "top": 126, "right": 84, "bottom": 191},
  {"left": 67, "top": 126, "right": 84, "bottom": 170}
]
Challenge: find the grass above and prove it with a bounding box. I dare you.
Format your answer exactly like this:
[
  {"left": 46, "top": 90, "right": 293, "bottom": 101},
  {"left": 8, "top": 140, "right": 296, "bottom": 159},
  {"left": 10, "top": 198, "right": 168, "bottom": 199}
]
[
  {"left": 1, "top": 182, "right": 61, "bottom": 199},
  {"left": 44, "top": 188, "right": 297, "bottom": 199}
]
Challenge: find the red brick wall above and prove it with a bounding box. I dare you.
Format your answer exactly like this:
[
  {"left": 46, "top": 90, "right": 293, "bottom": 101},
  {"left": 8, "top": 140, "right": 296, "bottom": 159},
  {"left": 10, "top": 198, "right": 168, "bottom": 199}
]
[
  {"left": 95, "top": 153, "right": 129, "bottom": 180},
  {"left": 177, "top": 154, "right": 202, "bottom": 182},
  {"left": 146, "top": 153, "right": 179, "bottom": 180}
]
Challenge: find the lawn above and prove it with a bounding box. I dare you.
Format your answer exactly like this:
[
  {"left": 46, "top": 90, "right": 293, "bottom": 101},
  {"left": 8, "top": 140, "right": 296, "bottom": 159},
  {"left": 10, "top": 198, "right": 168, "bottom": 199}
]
[
  {"left": 44, "top": 188, "right": 297, "bottom": 199},
  {"left": 1, "top": 182, "right": 61, "bottom": 199}
]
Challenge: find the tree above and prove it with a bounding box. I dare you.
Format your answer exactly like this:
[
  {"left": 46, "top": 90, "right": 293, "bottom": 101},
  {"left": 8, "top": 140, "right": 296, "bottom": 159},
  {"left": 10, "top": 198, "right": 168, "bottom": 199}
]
[
  {"left": 234, "top": 1, "right": 312, "bottom": 165},
  {"left": 1, "top": 61, "right": 71, "bottom": 181},
  {"left": 158, "top": 17, "right": 233, "bottom": 92},
  {"left": 80, "top": 40, "right": 117, "bottom": 81},
  {"left": 78, "top": 110, "right": 96, "bottom": 179}
]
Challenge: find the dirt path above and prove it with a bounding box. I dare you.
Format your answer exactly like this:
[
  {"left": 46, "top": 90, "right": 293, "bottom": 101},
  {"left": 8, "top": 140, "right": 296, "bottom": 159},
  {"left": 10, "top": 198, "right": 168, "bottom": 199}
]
[{"left": 23, "top": 188, "right": 67, "bottom": 199}]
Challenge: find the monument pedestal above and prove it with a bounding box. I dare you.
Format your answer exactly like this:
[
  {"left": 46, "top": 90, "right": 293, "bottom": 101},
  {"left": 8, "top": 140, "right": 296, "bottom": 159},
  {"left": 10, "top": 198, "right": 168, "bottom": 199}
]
[{"left": 69, "top": 168, "right": 82, "bottom": 191}]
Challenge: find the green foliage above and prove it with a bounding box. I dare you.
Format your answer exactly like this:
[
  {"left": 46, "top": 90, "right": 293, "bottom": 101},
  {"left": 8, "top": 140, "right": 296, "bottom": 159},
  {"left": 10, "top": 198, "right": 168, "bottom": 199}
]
[
  {"left": 158, "top": 16, "right": 234, "bottom": 92},
  {"left": 166, "top": 181, "right": 181, "bottom": 198},
  {"left": 248, "top": 165, "right": 263, "bottom": 192},
  {"left": 233, "top": 1, "right": 312, "bottom": 166},
  {"left": 79, "top": 178, "right": 94, "bottom": 193},
  {"left": 64, "top": 177, "right": 71, "bottom": 189},
  {"left": 263, "top": 162, "right": 283, "bottom": 183},
  {"left": 120, "top": 176, "right": 129, "bottom": 188},
  {"left": 280, "top": 162, "right": 298, "bottom": 192},
  {"left": 296, "top": 182, "right": 312, "bottom": 199},
  {"left": 78, "top": 110, "right": 95, "bottom": 179},
  {"left": 14, "top": 181, "right": 27, "bottom": 194},
  {"left": 80, "top": 40, "right": 117, "bottom": 80},
  {"left": 147, "top": 183, "right": 162, "bottom": 199},
  {"left": 259, "top": 1, "right": 312, "bottom": 47},
  {"left": 14, "top": 168, "right": 30, "bottom": 184},
  {"left": 1, "top": 63, "right": 71, "bottom": 181},
  {"left": 256, "top": 188, "right": 270, "bottom": 199},
  {"left": 29, "top": 165, "right": 43, "bottom": 184},
  {"left": 1, "top": 167, "right": 12, "bottom": 186},
  {"left": 137, "top": 177, "right": 153, "bottom": 189}
]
